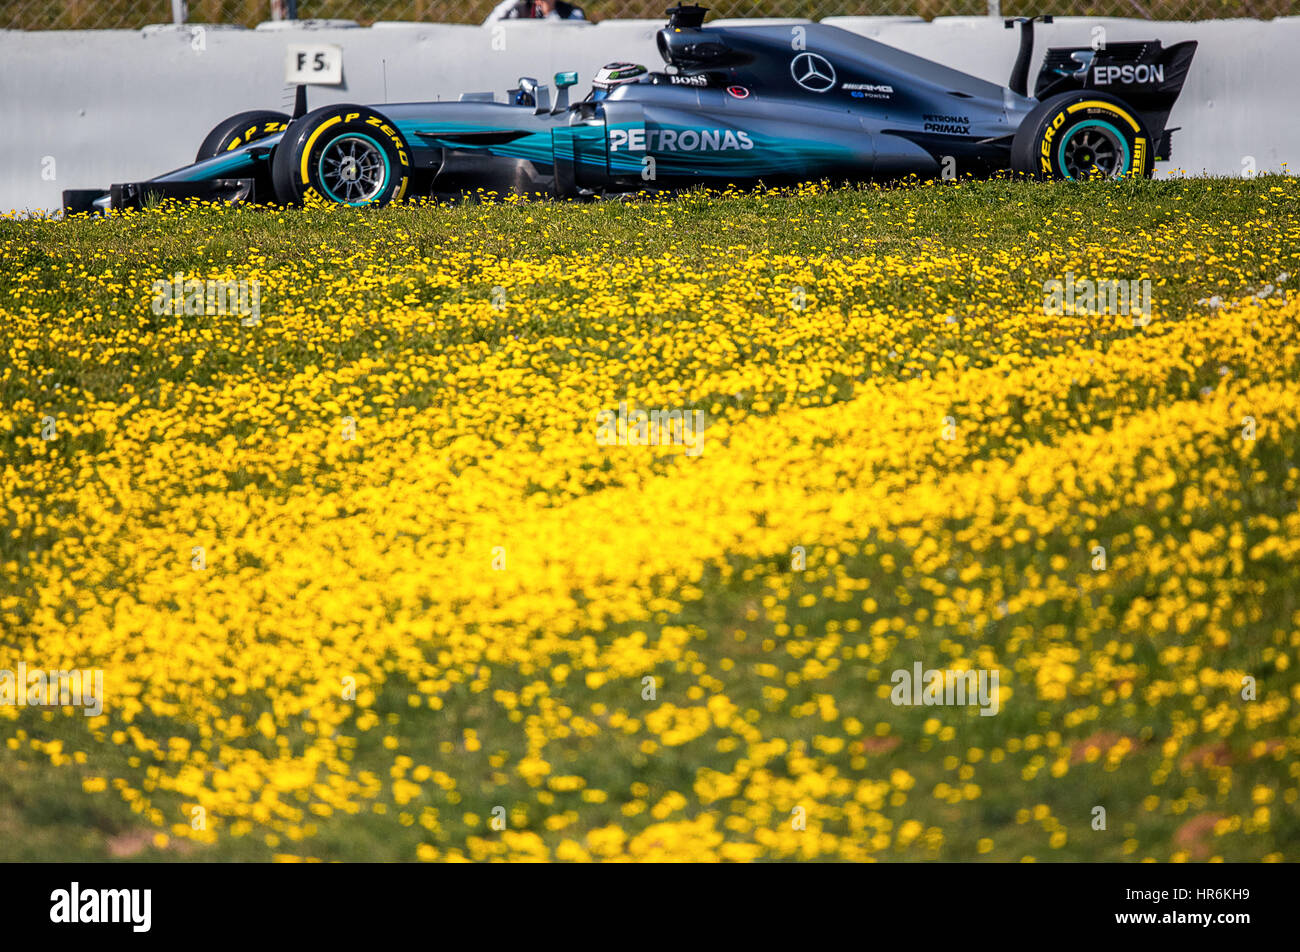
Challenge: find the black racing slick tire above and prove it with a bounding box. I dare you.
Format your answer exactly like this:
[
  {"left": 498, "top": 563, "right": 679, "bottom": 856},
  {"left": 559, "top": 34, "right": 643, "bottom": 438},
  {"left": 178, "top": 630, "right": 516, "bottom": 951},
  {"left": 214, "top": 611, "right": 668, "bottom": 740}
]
[
  {"left": 1011, "top": 91, "right": 1155, "bottom": 181},
  {"left": 195, "top": 110, "right": 290, "bottom": 162},
  {"left": 270, "top": 104, "right": 412, "bottom": 207}
]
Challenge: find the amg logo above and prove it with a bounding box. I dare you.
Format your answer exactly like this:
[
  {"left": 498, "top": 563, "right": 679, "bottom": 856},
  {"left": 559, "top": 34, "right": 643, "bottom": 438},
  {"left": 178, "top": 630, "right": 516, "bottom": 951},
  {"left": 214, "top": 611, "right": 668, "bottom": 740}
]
[
  {"left": 842, "top": 83, "right": 894, "bottom": 93},
  {"left": 1093, "top": 63, "right": 1165, "bottom": 85},
  {"left": 50, "top": 882, "right": 152, "bottom": 933},
  {"left": 609, "top": 128, "right": 754, "bottom": 152}
]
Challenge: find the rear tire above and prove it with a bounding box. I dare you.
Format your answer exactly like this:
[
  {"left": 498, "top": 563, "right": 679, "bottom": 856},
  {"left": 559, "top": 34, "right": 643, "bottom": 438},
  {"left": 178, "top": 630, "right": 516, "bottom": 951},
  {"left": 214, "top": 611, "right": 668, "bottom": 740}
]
[
  {"left": 195, "top": 110, "right": 290, "bottom": 161},
  {"left": 1011, "top": 91, "right": 1154, "bottom": 181},
  {"left": 270, "top": 104, "right": 412, "bottom": 207}
]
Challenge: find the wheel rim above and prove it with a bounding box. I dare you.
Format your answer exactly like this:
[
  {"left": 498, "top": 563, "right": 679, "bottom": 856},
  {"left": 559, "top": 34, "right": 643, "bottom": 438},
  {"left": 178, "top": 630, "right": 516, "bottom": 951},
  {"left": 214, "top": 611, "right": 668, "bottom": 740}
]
[
  {"left": 1059, "top": 120, "right": 1129, "bottom": 180},
  {"left": 318, "top": 135, "right": 388, "bottom": 204}
]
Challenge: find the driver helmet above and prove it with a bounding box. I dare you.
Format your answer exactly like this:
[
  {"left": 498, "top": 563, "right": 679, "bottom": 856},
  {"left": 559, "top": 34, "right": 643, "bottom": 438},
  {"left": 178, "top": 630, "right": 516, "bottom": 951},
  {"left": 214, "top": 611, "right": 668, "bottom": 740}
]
[{"left": 592, "top": 62, "right": 648, "bottom": 99}]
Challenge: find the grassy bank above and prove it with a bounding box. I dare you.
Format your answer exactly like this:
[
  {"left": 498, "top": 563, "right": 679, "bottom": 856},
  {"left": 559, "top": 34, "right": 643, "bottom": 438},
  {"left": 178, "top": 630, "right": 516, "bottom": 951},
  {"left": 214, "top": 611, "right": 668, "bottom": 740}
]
[{"left": 1, "top": 176, "right": 1297, "bottom": 861}]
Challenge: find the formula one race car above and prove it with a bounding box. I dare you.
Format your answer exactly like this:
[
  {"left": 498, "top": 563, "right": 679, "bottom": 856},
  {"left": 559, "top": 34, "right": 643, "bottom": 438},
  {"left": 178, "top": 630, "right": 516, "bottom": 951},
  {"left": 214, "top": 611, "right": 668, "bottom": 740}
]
[{"left": 62, "top": 5, "right": 1197, "bottom": 214}]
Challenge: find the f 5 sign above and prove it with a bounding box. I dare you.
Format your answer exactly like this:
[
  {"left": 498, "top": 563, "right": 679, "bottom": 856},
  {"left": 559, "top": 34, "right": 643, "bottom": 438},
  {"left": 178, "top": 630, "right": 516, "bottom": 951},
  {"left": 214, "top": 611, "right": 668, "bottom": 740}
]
[{"left": 286, "top": 44, "right": 343, "bottom": 86}]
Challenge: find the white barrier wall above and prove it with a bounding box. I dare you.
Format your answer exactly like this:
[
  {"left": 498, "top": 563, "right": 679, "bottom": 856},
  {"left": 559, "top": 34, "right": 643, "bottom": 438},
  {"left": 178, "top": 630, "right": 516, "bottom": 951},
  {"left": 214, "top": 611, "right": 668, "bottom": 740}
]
[{"left": 2, "top": 16, "right": 1297, "bottom": 213}]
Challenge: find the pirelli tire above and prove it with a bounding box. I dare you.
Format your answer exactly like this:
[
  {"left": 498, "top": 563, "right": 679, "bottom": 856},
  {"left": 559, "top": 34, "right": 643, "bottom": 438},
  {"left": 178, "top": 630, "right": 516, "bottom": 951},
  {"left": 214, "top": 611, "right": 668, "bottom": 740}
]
[
  {"left": 195, "top": 110, "right": 290, "bottom": 162},
  {"left": 270, "top": 104, "right": 412, "bottom": 207},
  {"left": 1011, "top": 91, "right": 1155, "bottom": 181}
]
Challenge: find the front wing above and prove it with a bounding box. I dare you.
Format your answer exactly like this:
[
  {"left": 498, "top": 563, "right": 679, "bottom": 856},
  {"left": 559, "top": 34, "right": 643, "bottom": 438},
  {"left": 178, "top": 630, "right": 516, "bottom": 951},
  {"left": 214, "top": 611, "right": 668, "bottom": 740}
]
[{"left": 62, "top": 179, "right": 259, "bottom": 216}]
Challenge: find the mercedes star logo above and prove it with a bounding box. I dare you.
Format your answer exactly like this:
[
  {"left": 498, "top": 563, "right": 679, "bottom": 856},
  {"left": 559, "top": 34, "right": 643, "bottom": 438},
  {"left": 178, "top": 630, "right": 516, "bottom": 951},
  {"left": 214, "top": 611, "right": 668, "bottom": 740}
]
[{"left": 790, "top": 52, "right": 836, "bottom": 93}]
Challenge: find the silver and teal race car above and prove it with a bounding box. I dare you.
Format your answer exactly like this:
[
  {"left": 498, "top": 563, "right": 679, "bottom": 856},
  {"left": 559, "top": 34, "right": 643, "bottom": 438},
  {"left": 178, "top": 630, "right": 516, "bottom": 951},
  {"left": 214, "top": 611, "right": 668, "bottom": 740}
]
[{"left": 62, "top": 5, "right": 1197, "bottom": 214}]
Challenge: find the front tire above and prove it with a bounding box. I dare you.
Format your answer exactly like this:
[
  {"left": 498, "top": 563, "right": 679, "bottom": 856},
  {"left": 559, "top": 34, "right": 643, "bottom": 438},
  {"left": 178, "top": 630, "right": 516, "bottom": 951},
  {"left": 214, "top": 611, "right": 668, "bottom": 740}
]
[
  {"left": 1011, "top": 91, "right": 1154, "bottom": 181},
  {"left": 270, "top": 104, "right": 412, "bottom": 207},
  {"left": 195, "top": 110, "right": 290, "bottom": 162}
]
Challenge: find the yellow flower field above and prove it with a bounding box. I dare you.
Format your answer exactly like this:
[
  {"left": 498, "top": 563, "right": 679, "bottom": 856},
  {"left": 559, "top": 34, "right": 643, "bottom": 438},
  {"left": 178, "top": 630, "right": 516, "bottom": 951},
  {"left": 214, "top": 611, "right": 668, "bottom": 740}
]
[{"left": 1, "top": 178, "right": 1297, "bottom": 861}]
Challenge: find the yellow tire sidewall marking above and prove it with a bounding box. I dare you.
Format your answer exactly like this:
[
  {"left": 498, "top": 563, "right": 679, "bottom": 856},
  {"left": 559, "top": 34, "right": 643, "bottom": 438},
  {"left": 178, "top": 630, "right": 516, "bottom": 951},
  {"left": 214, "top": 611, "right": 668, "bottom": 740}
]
[
  {"left": 1065, "top": 100, "right": 1140, "bottom": 133},
  {"left": 299, "top": 115, "right": 343, "bottom": 185}
]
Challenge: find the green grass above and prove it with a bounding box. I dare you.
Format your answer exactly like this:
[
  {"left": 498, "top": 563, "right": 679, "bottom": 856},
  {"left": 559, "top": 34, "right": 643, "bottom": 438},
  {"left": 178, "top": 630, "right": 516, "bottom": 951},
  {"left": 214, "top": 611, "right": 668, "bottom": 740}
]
[{"left": 1, "top": 176, "right": 1298, "bottom": 861}]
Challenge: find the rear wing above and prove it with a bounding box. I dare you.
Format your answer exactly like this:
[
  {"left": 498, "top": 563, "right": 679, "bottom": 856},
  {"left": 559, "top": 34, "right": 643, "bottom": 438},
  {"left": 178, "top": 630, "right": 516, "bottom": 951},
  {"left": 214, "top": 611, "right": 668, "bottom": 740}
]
[{"left": 1035, "top": 40, "right": 1197, "bottom": 160}]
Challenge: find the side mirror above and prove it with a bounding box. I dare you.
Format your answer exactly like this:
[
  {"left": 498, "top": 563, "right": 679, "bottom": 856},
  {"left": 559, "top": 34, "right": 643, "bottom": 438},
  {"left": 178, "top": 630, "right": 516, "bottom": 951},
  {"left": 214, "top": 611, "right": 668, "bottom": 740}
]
[
  {"left": 552, "top": 71, "right": 578, "bottom": 113},
  {"left": 515, "top": 76, "right": 550, "bottom": 114}
]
